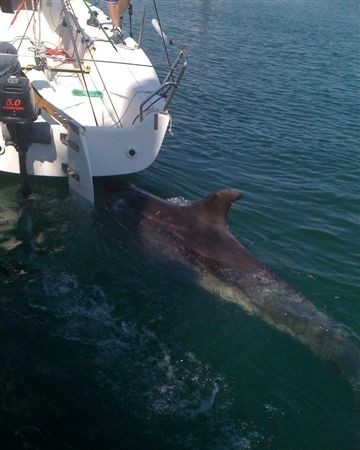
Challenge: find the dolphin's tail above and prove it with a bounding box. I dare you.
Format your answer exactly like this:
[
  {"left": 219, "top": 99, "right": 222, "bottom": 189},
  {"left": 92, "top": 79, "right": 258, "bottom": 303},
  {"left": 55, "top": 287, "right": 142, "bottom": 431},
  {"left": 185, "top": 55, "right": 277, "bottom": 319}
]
[
  {"left": 237, "top": 268, "right": 360, "bottom": 394},
  {"left": 315, "top": 328, "right": 360, "bottom": 393}
]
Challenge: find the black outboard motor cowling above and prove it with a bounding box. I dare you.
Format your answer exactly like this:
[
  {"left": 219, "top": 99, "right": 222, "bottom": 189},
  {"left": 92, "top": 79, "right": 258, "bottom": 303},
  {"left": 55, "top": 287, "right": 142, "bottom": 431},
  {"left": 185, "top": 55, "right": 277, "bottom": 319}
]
[
  {"left": 0, "top": 75, "right": 38, "bottom": 124},
  {"left": 0, "top": 41, "right": 38, "bottom": 124},
  {"left": 0, "top": 42, "right": 38, "bottom": 198}
]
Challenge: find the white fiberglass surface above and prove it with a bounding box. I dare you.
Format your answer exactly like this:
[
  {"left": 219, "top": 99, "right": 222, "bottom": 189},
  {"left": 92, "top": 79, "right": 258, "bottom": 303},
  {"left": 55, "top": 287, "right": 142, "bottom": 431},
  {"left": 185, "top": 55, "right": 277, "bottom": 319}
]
[{"left": 1, "top": 3, "right": 163, "bottom": 127}]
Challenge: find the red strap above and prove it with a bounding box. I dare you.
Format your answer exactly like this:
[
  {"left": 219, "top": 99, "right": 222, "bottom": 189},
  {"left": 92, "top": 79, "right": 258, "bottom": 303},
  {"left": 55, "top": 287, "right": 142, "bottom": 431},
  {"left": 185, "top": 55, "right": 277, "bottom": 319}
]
[{"left": 9, "top": 0, "right": 27, "bottom": 27}]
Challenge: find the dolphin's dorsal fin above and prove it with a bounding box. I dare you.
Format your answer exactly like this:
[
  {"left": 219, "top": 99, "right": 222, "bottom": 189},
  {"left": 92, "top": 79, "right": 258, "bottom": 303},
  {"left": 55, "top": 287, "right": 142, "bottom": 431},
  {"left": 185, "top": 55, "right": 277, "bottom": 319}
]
[{"left": 187, "top": 189, "right": 243, "bottom": 227}]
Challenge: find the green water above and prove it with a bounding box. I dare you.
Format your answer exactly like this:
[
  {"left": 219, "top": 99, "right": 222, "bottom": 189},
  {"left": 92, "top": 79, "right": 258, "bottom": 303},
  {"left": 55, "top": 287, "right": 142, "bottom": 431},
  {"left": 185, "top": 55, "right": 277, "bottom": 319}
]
[{"left": 0, "top": 0, "right": 359, "bottom": 449}]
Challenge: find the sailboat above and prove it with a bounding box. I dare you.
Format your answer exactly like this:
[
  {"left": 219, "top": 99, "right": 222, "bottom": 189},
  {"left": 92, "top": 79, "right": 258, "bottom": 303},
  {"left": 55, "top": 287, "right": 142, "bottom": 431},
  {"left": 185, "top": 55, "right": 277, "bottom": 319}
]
[{"left": 0, "top": 0, "right": 187, "bottom": 203}]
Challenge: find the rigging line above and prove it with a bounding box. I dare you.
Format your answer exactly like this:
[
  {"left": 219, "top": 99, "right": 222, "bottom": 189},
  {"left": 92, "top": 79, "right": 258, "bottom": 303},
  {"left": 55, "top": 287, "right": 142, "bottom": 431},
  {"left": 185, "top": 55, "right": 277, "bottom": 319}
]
[
  {"left": 152, "top": 0, "right": 173, "bottom": 80},
  {"left": 34, "top": 0, "right": 43, "bottom": 62},
  {"left": 78, "top": 58, "right": 152, "bottom": 68},
  {"left": 63, "top": 0, "right": 123, "bottom": 127},
  {"left": 84, "top": 53, "right": 124, "bottom": 127},
  {"left": 2, "top": 53, "right": 153, "bottom": 68},
  {"left": 32, "top": 0, "right": 41, "bottom": 57},
  {"left": 79, "top": 47, "right": 123, "bottom": 127},
  {"left": 80, "top": 0, "right": 119, "bottom": 53},
  {"left": 60, "top": 0, "right": 99, "bottom": 126},
  {"left": 15, "top": 8, "right": 37, "bottom": 54},
  {"left": 81, "top": 2, "right": 144, "bottom": 91},
  {"left": 67, "top": 5, "right": 122, "bottom": 125}
]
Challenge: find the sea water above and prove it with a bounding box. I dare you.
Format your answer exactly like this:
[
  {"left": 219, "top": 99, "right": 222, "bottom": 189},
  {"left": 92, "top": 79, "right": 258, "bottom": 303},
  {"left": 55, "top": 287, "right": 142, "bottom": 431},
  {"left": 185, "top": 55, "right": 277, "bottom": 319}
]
[{"left": 0, "top": 0, "right": 359, "bottom": 449}]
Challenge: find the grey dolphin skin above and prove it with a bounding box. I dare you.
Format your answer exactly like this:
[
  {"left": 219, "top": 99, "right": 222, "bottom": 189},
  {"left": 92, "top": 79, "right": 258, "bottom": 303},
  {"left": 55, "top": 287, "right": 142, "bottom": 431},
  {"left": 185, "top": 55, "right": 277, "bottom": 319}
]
[{"left": 108, "top": 184, "right": 360, "bottom": 392}]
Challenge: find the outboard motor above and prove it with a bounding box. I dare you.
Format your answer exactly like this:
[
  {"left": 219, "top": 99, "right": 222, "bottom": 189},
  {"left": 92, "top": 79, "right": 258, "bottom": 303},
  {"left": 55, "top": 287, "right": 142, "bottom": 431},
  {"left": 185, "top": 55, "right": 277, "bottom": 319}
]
[
  {"left": 0, "top": 42, "right": 38, "bottom": 124},
  {"left": 0, "top": 41, "right": 38, "bottom": 125},
  {"left": 0, "top": 75, "right": 38, "bottom": 124},
  {"left": 0, "top": 42, "right": 38, "bottom": 197}
]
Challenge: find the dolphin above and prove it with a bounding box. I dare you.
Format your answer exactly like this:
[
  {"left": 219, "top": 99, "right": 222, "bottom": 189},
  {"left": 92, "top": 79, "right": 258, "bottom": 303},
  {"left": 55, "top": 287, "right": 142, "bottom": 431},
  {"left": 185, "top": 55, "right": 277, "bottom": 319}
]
[{"left": 107, "top": 183, "right": 360, "bottom": 392}]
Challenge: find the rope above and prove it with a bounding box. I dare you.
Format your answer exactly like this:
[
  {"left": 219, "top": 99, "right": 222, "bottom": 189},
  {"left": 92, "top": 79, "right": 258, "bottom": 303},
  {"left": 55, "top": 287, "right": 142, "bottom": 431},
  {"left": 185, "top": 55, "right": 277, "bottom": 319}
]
[
  {"left": 15, "top": 9, "right": 36, "bottom": 54},
  {"left": 80, "top": 58, "right": 152, "bottom": 68},
  {"left": 1, "top": 53, "right": 153, "bottom": 69},
  {"left": 152, "top": 0, "right": 172, "bottom": 78}
]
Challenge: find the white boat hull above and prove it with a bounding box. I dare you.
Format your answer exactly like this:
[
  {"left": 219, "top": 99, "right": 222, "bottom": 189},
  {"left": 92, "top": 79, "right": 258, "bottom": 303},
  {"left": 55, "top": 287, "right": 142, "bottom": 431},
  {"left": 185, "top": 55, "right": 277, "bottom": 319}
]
[
  {"left": 0, "top": 111, "right": 169, "bottom": 177},
  {"left": 0, "top": 1, "right": 185, "bottom": 202}
]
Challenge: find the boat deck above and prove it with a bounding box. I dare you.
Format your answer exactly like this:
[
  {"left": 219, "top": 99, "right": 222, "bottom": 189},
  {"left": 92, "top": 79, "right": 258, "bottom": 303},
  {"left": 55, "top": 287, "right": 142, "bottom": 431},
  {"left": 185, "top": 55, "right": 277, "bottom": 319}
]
[{"left": 0, "top": 2, "right": 163, "bottom": 127}]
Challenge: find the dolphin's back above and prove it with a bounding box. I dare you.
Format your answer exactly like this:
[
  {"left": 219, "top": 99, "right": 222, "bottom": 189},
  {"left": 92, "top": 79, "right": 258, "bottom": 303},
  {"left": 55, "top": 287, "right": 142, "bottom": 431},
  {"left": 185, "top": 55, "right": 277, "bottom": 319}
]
[{"left": 110, "top": 184, "right": 360, "bottom": 392}]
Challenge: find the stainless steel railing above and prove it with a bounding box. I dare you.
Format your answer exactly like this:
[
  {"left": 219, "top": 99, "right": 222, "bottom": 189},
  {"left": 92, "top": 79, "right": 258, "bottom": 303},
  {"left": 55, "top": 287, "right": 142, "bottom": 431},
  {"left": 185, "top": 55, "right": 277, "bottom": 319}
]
[{"left": 139, "top": 49, "right": 187, "bottom": 122}]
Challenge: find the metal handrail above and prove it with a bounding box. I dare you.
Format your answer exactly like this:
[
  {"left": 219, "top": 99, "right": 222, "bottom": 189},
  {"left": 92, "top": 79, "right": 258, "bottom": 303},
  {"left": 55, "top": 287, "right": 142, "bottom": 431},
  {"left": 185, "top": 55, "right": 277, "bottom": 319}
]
[
  {"left": 163, "top": 52, "right": 187, "bottom": 112},
  {"left": 162, "top": 49, "right": 186, "bottom": 84},
  {"left": 139, "top": 82, "right": 176, "bottom": 122},
  {"left": 139, "top": 49, "right": 187, "bottom": 122}
]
